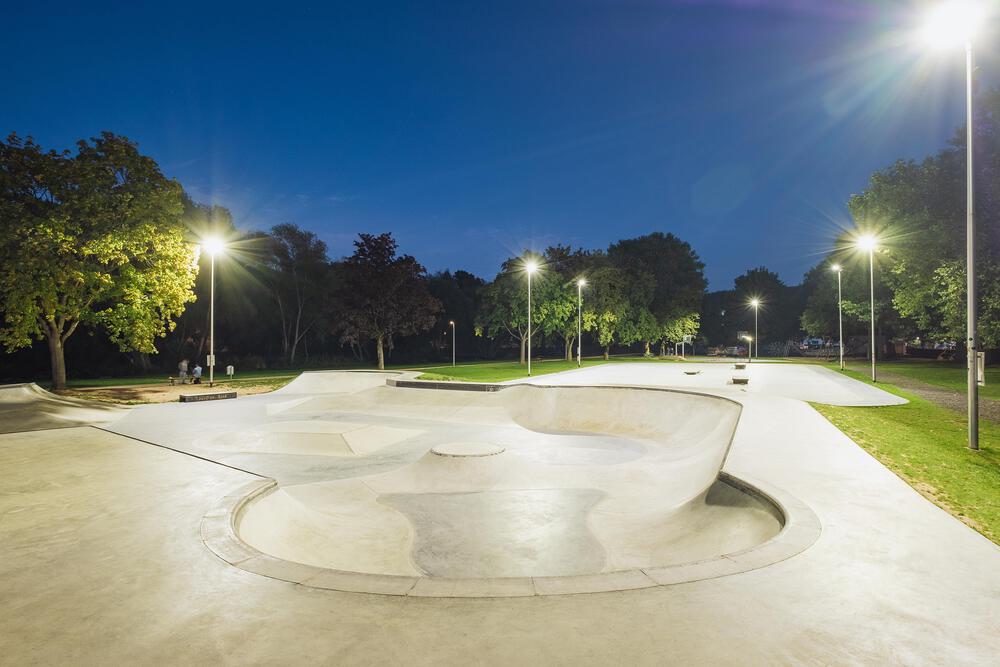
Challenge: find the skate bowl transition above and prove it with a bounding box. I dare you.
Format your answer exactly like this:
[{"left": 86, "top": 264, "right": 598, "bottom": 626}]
[{"left": 184, "top": 372, "right": 822, "bottom": 597}]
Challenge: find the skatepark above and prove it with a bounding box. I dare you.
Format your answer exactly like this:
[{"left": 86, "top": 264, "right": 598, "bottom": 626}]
[{"left": 1, "top": 362, "right": 999, "bottom": 663}]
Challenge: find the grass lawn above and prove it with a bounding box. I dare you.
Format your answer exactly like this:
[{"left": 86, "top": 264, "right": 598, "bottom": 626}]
[
  {"left": 849, "top": 359, "right": 1000, "bottom": 400},
  {"left": 415, "top": 359, "right": 611, "bottom": 382},
  {"left": 812, "top": 369, "right": 1000, "bottom": 545},
  {"left": 415, "top": 355, "right": 706, "bottom": 382}
]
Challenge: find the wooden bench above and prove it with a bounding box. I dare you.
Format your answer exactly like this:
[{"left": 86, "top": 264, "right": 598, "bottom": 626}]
[
  {"left": 732, "top": 377, "right": 750, "bottom": 385},
  {"left": 733, "top": 363, "right": 747, "bottom": 370}
]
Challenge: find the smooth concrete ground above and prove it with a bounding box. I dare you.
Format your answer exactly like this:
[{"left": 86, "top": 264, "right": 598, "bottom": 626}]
[{"left": 1, "top": 365, "right": 999, "bottom": 665}]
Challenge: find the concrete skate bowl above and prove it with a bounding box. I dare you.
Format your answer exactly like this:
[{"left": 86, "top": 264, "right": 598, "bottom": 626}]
[{"left": 201, "top": 380, "right": 820, "bottom": 597}]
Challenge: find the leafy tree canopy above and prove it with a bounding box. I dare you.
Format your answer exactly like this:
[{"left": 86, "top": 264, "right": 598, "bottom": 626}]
[{"left": 0, "top": 132, "right": 197, "bottom": 388}]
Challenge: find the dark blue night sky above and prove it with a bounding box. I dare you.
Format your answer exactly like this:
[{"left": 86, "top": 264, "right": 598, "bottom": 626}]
[{"left": 4, "top": 1, "right": 997, "bottom": 288}]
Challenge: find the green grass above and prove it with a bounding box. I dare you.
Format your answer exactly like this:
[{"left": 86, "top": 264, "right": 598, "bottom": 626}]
[
  {"left": 848, "top": 359, "right": 1000, "bottom": 399},
  {"left": 812, "top": 369, "right": 1000, "bottom": 544},
  {"left": 415, "top": 359, "right": 611, "bottom": 382}
]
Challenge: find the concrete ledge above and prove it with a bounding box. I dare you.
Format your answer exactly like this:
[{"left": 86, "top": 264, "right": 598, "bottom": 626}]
[
  {"left": 202, "top": 470, "right": 820, "bottom": 598},
  {"left": 387, "top": 378, "right": 505, "bottom": 392},
  {"left": 180, "top": 391, "right": 237, "bottom": 403}
]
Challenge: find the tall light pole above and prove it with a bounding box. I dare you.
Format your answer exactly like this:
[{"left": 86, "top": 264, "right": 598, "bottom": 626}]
[
  {"left": 525, "top": 260, "right": 538, "bottom": 376},
  {"left": 576, "top": 279, "right": 586, "bottom": 367},
  {"left": 750, "top": 298, "right": 760, "bottom": 359},
  {"left": 202, "top": 237, "right": 226, "bottom": 387},
  {"left": 922, "top": 0, "right": 983, "bottom": 449},
  {"left": 857, "top": 235, "right": 877, "bottom": 382},
  {"left": 831, "top": 264, "right": 844, "bottom": 371},
  {"left": 449, "top": 320, "right": 455, "bottom": 367}
]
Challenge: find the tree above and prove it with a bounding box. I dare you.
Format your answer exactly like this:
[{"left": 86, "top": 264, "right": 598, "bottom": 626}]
[
  {"left": 608, "top": 232, "right": 706, "bottom": 354},
  {"left": 476, "top": 255, "right": 539, "bottom": 365},
  {"left": 261, "top": 223, "right": 332, "bottom": 365},
  {"left": 427, "top": 269, "right": 485, "bottom": 360},
  {"left": 585, "top": 264, "right": 631, "bottom": 359},
  {"left": 333, "top": 233, "right": 440, "bottom": 369},
  {"left": 840, "top": 87, "right": 1000, "bottom": 349},
  {"left": 0, "top": 132, "right": 197, "bottom": 389},
  {"left": 539, "top": 246, "right": 590, "bottom": 360}
]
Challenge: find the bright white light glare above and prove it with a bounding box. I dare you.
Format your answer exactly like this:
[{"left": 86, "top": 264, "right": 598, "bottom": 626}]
[
  {"left": 449, "top": 320, "right": 455, "bottom": 325},
  {"left": 202, "top": 237, "right": 226, "bottom": 255},
  {"left": 857, "top": 234, "right": 878, "bottom": 251},
  {"left": 750, "top": 298, "right": 760, "bottom": 308},
  {"left": 525, "top": 260, "right": 538, "bottom": 274},
  {"left": 922, "top": 1, "right": 982, "bottom": 48},
  {"left": 577, "top": 278, "right": 587, "bottom": 287},
  {"left": 831, "top": 263, "right": 841, "bottom": 272}
]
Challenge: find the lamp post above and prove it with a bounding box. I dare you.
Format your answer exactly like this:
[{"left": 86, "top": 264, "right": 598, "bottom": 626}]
[
  {"left": 201, "top": 237, "right": 226, "bottom": 387},
  {"left": 449, "top": 320, "right": 455, "bottom": 367},
  {"left": 576, "top": 279, "right": 586, "bottom": 367},
  {"left": 750, "top": 298, "right": 760, "bottom": 359},
  {"left": 831, "top": 264, "right": 844, "bottom": 371},
  {"left": 525, "top": 260, "right": 538, "bottom": 376},
  {"left": 922, "top": 0, "right": 982, "bottom": 449},
  {"left": 857, "top": 235, "right": 877, "bottom": 382}
]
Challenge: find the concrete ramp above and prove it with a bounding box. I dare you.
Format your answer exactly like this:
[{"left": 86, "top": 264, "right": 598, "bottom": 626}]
[
  {"left": 274, "top": 371, "right": 397, "bottom": 395},
  {"left": 0, "top": 383, "right": 126, "bottom": 433}
]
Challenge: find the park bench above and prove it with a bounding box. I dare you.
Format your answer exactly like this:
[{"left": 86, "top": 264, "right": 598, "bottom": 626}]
[
  {"left": 733, "top": 363, "right": 747, "bottom": 370},
  {"left": 732, "top": 376, "right": 749, "bottom": 385}
]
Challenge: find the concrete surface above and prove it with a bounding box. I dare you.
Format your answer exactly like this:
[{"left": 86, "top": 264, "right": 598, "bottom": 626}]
[
  {"left": 0, "top": 382, "right": 126, "bottom": 433},
  {"left": 1, "top": 364, "right": 999, "bottom": 665},
  {"left": 509, "top": 361, "right": 908, "bottom": 406},
  {"left": 110, "top": 373, "right": 782, "bottom": 581}
]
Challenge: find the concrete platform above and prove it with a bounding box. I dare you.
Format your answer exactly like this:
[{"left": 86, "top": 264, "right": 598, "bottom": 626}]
[
  {"left": 509, "top": 361, "right": 908, "bottom": 406},
  {"left": 1, "top": 365, "right": 999, "bottom": 664}
]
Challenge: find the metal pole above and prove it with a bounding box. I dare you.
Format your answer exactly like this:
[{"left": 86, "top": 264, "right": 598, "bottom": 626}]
[
  {"left": 837, "top": 270, "right": 844, "bottom": 371},
  {"left": 754, "top": 306, "right": 758, "bottom": 359},
  {"left": 577, "top": 283, "right": 582, "bottom": 367},
  {"left": 966, "top": 41, "right": 979, "bottom": 450},
  {"left": 869, "top": 248, "right": 876, "bottom": 382},
  {"left": 452, "top": 323, "right": 456, "bottom": 367},
  {"left": 527, "top": 272, "right": 532, "bottom": 376},
  {"left": 209, "top": 252, "right": 215, "bottom": 387}
]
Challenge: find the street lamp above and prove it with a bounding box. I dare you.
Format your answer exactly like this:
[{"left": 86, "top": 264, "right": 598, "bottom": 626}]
[
  {"left": 576, "top": 279, "right": 586, "bottom": 367},
  {"left": 831, "top": 264, "right": 844, "bottom": 371},
  {"left": 922, "top": 0, "right": 983, "bottom": 450},
  {"left": 201, "top": 237, "right": 226, "bottom": 387},
  {"left": 857, "top": 234, "right": 878, "bottom": 382},
  {"left": 525, "top": 260, "right": 538, "bottom": 376},
  {"left": 749, "top": 298, "right": 760, "bottom": 359},
  {"left": 449, "top": 320, "right": 455, "bottom": 367}
]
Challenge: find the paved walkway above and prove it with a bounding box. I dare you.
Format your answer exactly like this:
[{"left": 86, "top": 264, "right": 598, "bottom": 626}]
[{"left": 1, "top": 366, "right": 999, "bottom": 665}]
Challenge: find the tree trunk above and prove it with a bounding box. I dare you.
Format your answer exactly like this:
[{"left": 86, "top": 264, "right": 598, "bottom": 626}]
[
  {"left": 47, "top": 334, "right": 67, "bottom": 390},
  {"left": 376, "top": 335, "right": 385, "bottom": 370},
  {"left": 603, "top": 345, "right": 610, "bottom": 361},
  {"left": 519, "top": 335, "right": 526, "bottom": 366},
  {"left": 564, "top": 335, "right": 574, "bottom": 361},
  {"left": 644, "top": 341, "right": 651, "bottom": 357}
]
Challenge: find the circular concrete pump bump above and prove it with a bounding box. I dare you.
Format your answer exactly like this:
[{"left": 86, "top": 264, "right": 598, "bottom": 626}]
[{"left": 430, "top": 442, "right": 505, "bottom": 457}]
